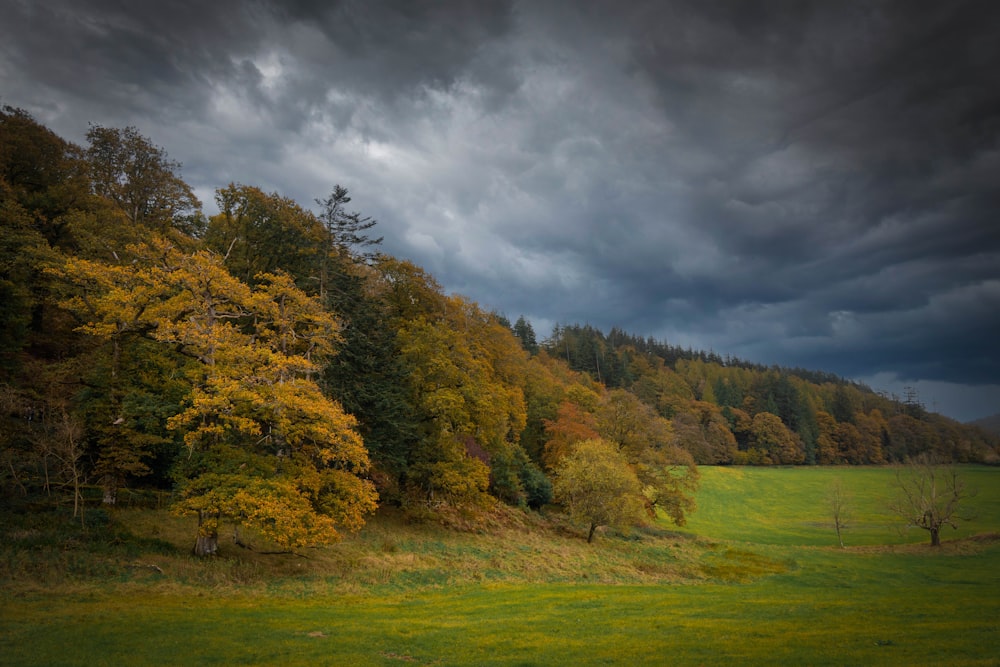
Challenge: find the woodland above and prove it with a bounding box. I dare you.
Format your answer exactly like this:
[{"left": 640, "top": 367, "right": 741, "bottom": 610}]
[{"left": 2, "top": 106, "right": 998, "bottom": 555}]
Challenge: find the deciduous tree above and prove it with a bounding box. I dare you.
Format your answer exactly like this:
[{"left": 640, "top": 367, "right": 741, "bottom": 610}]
[
  {"left": 815, "top": 411, "right": 838, "bottom": 464},
  {"left": 597, "top": 389, "right": 699, "bottom": 525},
  {"left": 888, "top": 454, "right": 973, "bottom": 546},
  {"left": 828, "top": 478, "right": 850, "bottom": 548},
  {"left": 61, "top": 239, "right": 377, "bottom": 554},
  {"left": 670, "top": 401, "right": 737, "bottom": 464},
  {"left": 552, "top": 438, "right": 645, "bottom": 543},
  {"left": 542, "top": 400, "right": 599, "bottom": 471},
  {"left": 206, "top": 184, "right": 325, "bottom": 290},
  {"left": 395, "top": 296, "right": 528, "bottom": 508},
  {"left": 86, "top": 125, "right": 201, "bottom": 235},
  {"left": 749, "top": 411, "right": 804, "bottom": 464}
]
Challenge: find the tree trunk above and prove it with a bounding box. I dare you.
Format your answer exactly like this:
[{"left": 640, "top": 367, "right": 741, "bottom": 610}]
[
  {"left": 930, "top": 527, "right": 941, "bottom": 547},
  {"left": 587, "top": 523, "right": 597, "bottom": 544},
  {"left": 103, "top": 484, "right": 117, "bottom": 505},
  {"left": 193, "top": 511, "right": 220, "bottom": 556},
  {"left": 72, "top": 466, "right": 84, "bottom": 528},
  {"left": 194, "top": 533, "right": 219, "bottom": 556}
]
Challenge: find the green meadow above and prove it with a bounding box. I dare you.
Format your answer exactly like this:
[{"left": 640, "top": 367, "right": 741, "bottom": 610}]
[{"left": 3, "top": 466, "right": 999, "bottom": 666}]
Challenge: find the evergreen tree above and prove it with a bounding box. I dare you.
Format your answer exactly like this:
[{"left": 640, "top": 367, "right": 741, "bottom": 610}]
[
  {"left": 513, "top": 315, "right": 539, "bottom": 354},
  {"left": 316, "top": 185, "right": 382, "bottom": 262}
]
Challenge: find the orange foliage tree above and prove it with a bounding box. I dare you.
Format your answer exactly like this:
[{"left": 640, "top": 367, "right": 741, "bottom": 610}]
[{"left": 60, "top": 238, "right": 377, "bottom": 555}]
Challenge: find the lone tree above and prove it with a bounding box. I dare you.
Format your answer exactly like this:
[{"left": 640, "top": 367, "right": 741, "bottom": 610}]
[
  {"left": 552, "top": 438, "right": 645, "bottom": 543},
  {"left": 888, "top": 454, "right": 973, "bottom": 546},
  {"left": 828, "top": 478, "right": 851, "bottom": 548}
]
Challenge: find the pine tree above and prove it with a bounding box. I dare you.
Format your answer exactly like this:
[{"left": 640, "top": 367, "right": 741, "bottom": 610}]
[{"left": 316, "top": 185, "right": 382, "bottom": 261}]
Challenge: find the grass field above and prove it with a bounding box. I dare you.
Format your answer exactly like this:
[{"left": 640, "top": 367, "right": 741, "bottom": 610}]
[{"left": 2, "top": 466, "right": 999, "bottom": 665}]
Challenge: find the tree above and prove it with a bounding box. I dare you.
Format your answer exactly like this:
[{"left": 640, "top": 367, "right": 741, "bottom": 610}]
[
  {"left": 749, "top": 411, "right": 804, "bottom": 464},
  {"left": 518, "top": 353, "right": 565, "bottom": 464},
  {"left": 815, "top": 411, "right": 839, "bottom": 464},
  {"left": 85, "top": 125, "right": 202, "bottom": 235},
  {"left": 316, "top": 184, "right": 382, "bottom": 261},
  {"left": 513, "top": 315, "right": 539, "bottom": 354},
  {"left": 853, "top": 409, "right": 888, "bottom": 464},
  {"left": 206, "top": 183, "right": 325, "bottom": 290},
  {"left": 552, "top": 438, "right": 645, "bottom": 543},
  {"left": 26, "top": 399, "right": 87, "bottom": 525},
  {"left": 54, "top": 252, "right": 175, "bottom": 503},
  {"left": 670, "top": 401, "right": 737, "bottom": 465},
  {"left": 62, "top": 239, "right": 377, "bottom": 555},
  {"left": 828, "top": 478, "right": 850, "bottom": 548},
  {"left": 633, "top": 366, "right": 694, "bottom": 419},
  {"left": 1, "top": 106, "right": 91, "bottom": 246},
  {"left": 373, "top": 256, "right": 446, "bottom": 323},
  {"left": 886, "top": 413, "right": 941, "bottom": 462},
  {"left": 833, "top": 421, "right": 864, "bottom": 464},
  {"left": 321, "top": 259, "right": 416, "bottom": 496},
  {"left": 0, "top": 194, "right": 52, "bottom": 373},
  {"left": 596, "top": 389, "right": 698, "bottom": 525},
  {"left": 1, "top": 107, "right": 90, "bottom": 378},
  {"left": 542, "top": 400, "right": 599, "bottom": 471},
  {"left": 487, "top": 443, "right": 551, "bottom": 509},
  {"left": 888, "top": 454, "right": 973, "bottom": 546},
  {"left": 395, "top": 296, "right": 528, "bottom": 508}
]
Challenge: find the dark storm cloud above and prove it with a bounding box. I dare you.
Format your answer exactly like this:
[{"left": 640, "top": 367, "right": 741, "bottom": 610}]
[{"left": 2, "top": 0, "right": 999, "bottom": 420}]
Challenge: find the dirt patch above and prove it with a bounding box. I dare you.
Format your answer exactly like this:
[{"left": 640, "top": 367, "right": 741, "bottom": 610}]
[{"left": 846, "top": 532, "right": 1000, "bottom": 555}]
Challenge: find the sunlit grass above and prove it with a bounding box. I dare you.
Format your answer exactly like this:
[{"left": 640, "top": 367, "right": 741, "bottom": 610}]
[
  {"left": 4, "top": 557, "right": 999, "bottom": 666},
  {"left": 2, "top": 466, "right": 999, "bottom": 665},
  {"left": 676, "top": 465, "right": 1000, "bottom": 547}
]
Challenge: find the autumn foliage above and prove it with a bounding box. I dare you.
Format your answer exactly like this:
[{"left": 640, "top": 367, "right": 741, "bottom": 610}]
[{"left": 3, "top": 109, "right": 998, "bottom": 552}]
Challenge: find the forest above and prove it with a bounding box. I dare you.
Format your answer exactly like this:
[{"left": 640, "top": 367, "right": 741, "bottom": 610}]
[{"left": 3, "top": 106, "right": 998, "bottom": 553}]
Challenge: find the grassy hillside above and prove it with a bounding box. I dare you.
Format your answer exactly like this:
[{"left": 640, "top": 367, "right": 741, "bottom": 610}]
[
  {"left": 677, "top": 465, "right": 1000, "bottom": 546},
  {"left": 3, "top": 466, "right": 999, "bottom": 665}
]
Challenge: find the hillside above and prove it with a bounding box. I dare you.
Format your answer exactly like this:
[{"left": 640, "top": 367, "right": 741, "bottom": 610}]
[
  {"left": 2, "top": 107, "right": 999, "bottom": 556},
  {"left": 971, "top": 413, "right": 1000, "bottom": 436}
]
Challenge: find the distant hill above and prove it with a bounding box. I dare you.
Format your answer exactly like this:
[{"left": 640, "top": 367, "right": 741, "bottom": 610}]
[{"left": 970, "top": 413, "right": 1000, "bottom": 435}]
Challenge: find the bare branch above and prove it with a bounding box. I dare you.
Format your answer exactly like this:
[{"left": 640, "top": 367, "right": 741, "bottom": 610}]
[{"left": 888, "top": 453, "right": 972, "bottom": 546}]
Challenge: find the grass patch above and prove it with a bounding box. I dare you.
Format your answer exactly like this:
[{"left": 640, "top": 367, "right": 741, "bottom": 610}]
[
  {"left": 2, "top": 466, "right": 999, "bottom": 665},
  {"left": 675, "top": 465, "right": 1000, "bottom": 547}
]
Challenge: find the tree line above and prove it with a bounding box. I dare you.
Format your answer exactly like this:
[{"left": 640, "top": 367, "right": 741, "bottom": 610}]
[
  {"left": 1, "top": 108, "right": 997, "bottom": 552},
  {"left": 540, "top": 323, "right": 999, "bottom": 466}
]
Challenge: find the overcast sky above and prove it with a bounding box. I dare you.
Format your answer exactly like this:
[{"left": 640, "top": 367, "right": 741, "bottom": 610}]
[{"left": 2, "top": 0, "right": 998, "bottom": 421}]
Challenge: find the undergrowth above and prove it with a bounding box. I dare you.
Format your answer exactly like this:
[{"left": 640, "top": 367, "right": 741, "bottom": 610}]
[{"left": 0, "top": 494, "right": 780, "bottom": 597}]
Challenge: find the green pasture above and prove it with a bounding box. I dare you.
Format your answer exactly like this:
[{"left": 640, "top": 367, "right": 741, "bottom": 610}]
[
  {"left": 3, "top": 466, "right": 999, "bottom": 666},
  {"left": 678, "top": 465, "right": 1000, "bottom": 546}
]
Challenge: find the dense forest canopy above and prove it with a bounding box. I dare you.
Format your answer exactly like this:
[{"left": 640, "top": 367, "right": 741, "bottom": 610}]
[{"left": 2, "top": 109, "right": 997, "bottom": 550}]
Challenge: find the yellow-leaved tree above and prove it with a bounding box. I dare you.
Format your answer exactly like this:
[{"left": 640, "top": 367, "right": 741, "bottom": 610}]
[
  {"left": 553, "top": 438, "right": 645, "bottom": 543},
  {"left": 394, "top": 294, "right": 533, "bottom": 509},
  {"left": 596, "top": 389, "right": 699, "bottom": 526},
  {"left": 60, "top": 238, "right": 377, "bottom": 555}
]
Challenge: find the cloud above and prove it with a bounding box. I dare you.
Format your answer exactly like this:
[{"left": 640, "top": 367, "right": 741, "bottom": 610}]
[{"left": 2, "top": 0, "right": 999, "bottom": 420}]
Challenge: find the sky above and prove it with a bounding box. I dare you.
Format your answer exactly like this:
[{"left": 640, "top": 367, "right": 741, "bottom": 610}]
[{"left": 2, "top": 0, "right": 998, "bottom": 422}]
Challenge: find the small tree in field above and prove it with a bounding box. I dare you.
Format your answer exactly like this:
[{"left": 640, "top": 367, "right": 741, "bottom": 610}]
[
  {"left": 828, "top": 478, "right": 850, "bottom": 548},
  {"left": 553, "top": 439, "right": 645, "bottom": 543},
  {"left": 888, "top": 454, "right": 973, "bottom": 547}
]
